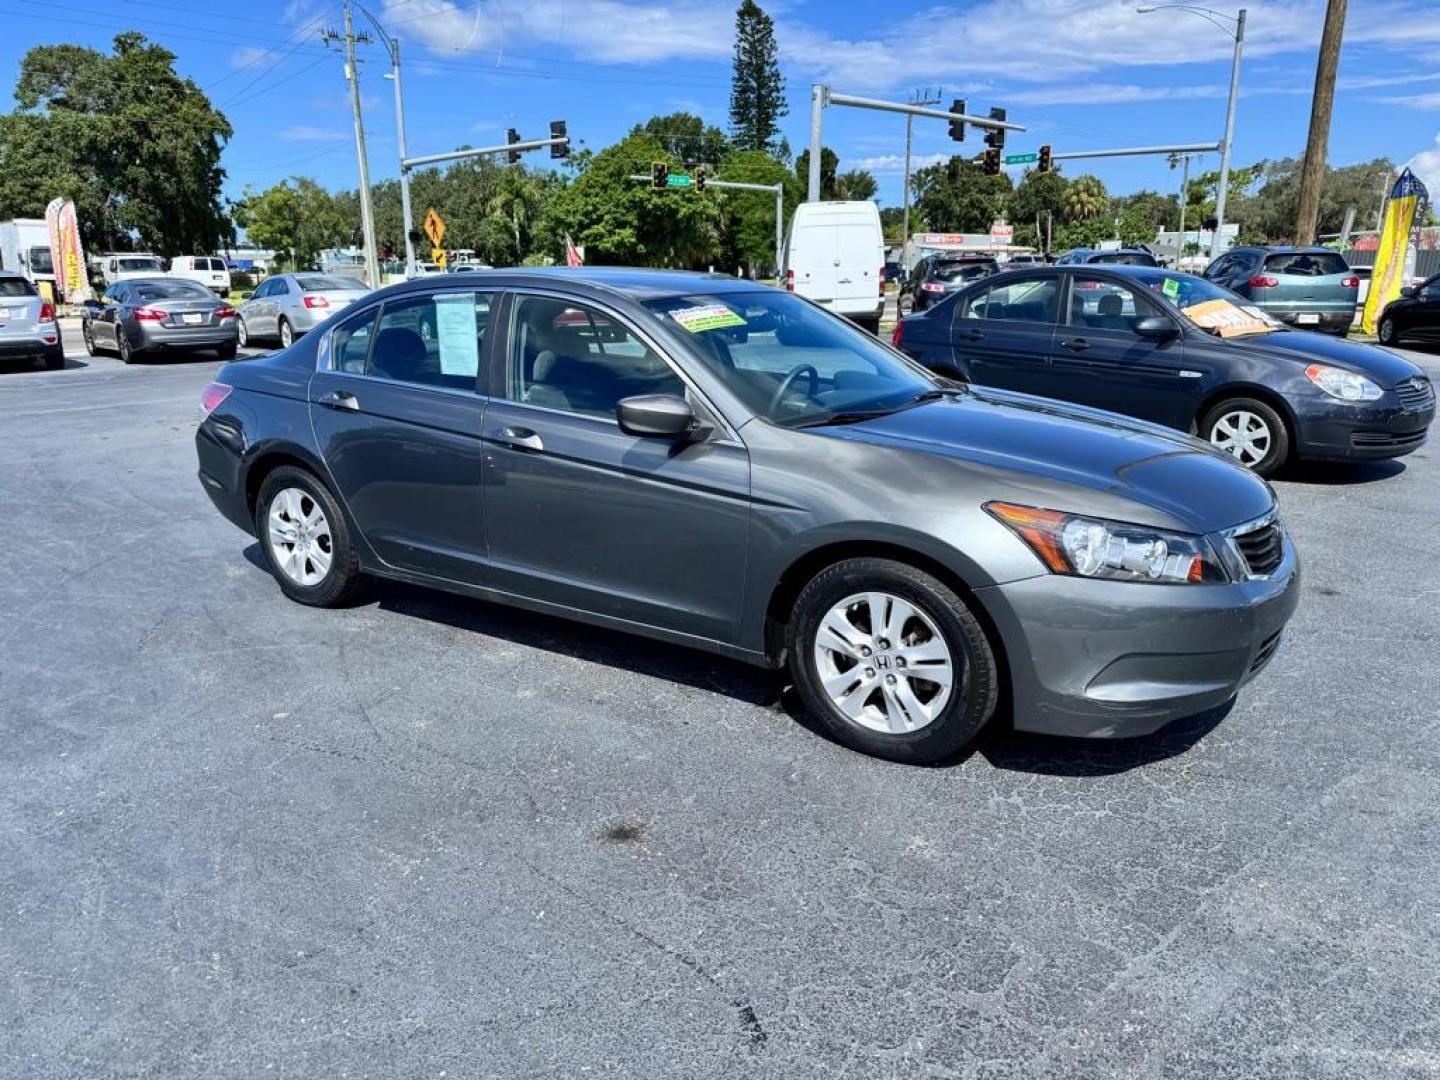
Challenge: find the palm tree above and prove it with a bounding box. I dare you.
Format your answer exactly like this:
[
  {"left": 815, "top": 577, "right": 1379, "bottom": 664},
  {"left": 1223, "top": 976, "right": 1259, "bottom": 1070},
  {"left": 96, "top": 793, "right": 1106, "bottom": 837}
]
[
  {"left": 487, "top": 169, "right": 543, "bottom": 263},
  {"left": 1064, "top": 175, "right": 1109, "bottom": 222}
]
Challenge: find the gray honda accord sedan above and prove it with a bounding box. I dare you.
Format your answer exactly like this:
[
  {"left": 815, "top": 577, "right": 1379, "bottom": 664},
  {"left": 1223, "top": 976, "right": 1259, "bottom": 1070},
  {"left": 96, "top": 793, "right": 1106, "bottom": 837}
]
[{"left": 196, "top": 269, "right": 1300, "bottom": 764}]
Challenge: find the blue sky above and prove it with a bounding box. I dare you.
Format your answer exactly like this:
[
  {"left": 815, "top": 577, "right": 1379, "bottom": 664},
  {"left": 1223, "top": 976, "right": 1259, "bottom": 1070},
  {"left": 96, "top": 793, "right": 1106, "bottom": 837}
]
[{"left": 7, "top": 0, "right": 1440, "bottom": 211}]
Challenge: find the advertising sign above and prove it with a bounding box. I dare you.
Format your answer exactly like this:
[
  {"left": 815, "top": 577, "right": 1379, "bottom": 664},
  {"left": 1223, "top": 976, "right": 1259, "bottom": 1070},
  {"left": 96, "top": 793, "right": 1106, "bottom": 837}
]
[
  {"left": 1362, "top": 168, "right": 1428, "bottom": 335},
  {"left": 45, "top": 197, "right": 92, "bottom": 304}
]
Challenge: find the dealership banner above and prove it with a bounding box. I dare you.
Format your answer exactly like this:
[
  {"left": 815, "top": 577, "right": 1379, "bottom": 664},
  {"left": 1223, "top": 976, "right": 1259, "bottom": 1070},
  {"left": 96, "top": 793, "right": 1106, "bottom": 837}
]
[
  {"left": 44, "top": 197, "right": 92, "bottom": 304},
  {"left": 1362, "top": 169, "right": 1428, "bottom": 335}
]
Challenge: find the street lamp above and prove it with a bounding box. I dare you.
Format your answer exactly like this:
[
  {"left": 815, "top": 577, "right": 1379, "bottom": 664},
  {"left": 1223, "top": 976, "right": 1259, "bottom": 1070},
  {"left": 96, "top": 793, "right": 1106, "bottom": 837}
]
[
  {"left": 1137, "top": 5, "right": 1246, "bottom": 259},
  {"left": 353, "top": 3, "right": 417, "bottom": 279}
]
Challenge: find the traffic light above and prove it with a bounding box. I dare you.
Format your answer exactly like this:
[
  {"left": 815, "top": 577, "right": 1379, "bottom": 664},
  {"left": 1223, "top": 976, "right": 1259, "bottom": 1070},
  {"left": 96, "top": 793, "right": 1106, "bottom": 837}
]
[
  {"left": 549, "top": 120, "right": 568, "bottom": 159},
  {"left": 506, "top": 128, "right": 522, "bottom": 164},
  {"left": 1037, "top": 144, "right": 1052, "bottom": 173},
  {"left": 984, "top": 106, "right": 1008, "bottom": 152},
  {"left": 983, "top": 148, "right": 1001, "bottom": 176},
  {"left": 947, "top": 99, "right": 966, "bottom": 142},
  {"left": 407, "top": 228, "right": 422, "bottom": 247},
  {"left": 651, "top": 161, "right": 669, "bottom": 189},
  {"left": 695, "top": 166, "right": 708, "bottom": 193}
]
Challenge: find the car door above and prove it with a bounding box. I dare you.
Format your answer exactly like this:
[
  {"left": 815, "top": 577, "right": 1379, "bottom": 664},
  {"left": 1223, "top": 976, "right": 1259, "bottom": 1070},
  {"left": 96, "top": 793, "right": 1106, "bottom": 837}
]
[
  {"left": 479, "top": 291, "right": 751, "bottom": 643},
  {"left": 243, "top": 279, "right": 271, "bottom": 334},
  {"left": 309, "top": 290, "right": 493, "bottom": 585},
  {"left": 1049, "top": 274, "right": 1196, "bottom": 429},
  {"left": 95, "top": 283, "right": 125, "bottom": 346},
  {"left": 946, "top": 273, "right": 1060, "bottom": 394},
  {"left": 1405, "top": 275, "right": 1440, "bottom": 340}
]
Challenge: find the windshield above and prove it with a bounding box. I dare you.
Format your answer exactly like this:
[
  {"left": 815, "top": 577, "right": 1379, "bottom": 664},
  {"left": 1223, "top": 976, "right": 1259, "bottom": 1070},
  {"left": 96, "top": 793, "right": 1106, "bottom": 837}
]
[
  {"left": 132, "top": 280, "right": 216, "bottom": 301},
  {"left": 28, "top": 247, "right": 54, "bottom": 275},
  {"left": 933, "top": 261, "right": 994, "bottom": 283},
  {"left": 644, "top": 290, "right": 939, "bottom": 427},
  {"left": 298, "top": 275, "right": 365, "bottom": 291},
  {"left": 1136, "top": 272, "right": 1284, "bottom": 337},
  {"left": 1091, "top": 251, "right": 1157, "bottom": 266},
  {"left": 118, "top": 258, "right": 164, "bottom": 273}
]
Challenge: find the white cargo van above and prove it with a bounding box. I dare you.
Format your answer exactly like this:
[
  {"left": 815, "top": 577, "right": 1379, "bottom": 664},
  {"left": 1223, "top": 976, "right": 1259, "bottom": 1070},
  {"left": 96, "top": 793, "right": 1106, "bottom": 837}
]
[
  {"left": 170, "top": 255, "right": 231, "bottom": 294},
  {"left": 782, "top": 201, "right": 885, "bottom": 332}
]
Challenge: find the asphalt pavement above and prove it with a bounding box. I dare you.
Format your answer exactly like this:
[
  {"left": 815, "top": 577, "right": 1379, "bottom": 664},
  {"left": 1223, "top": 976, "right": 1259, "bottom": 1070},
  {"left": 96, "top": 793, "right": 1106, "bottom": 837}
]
[{"left": 3, "top": 327, "right": 1439, "bottom": 1078}]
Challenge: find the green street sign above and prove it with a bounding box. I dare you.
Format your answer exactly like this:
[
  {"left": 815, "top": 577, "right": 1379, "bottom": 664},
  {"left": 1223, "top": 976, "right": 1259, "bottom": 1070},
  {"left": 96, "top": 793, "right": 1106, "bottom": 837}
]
[
  {"left": 1004, "top": 152, "right": 1038, "bottom": 165},
  {"left": 665, "top": 174, "right": 693, "bottom": 188}
]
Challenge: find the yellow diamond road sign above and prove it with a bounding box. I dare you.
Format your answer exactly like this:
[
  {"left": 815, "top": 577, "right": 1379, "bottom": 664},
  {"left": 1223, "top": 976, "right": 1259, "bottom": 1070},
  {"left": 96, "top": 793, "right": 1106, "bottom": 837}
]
[{"left": 423, "top": 208, "right": 446, "bottom": 248}]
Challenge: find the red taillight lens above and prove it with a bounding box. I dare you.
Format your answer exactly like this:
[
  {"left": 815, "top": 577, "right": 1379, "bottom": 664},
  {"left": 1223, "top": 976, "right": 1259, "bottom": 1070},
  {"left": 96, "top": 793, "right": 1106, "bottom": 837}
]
[
  {"left": 39, "top": 301, "right": 55, "bottom": 322},
  {"left": 303, "top": 295, "right": 330, "bottom": 309},
  {"left": 878, "top": 265, "right": 885, "bottom": 296},
  {"left": 785, "top": 269, "right": 795, "bottom": 292},
  {"left": 921, "top": 281, "right": 945, "bottom": 293},
  {"left": 214, "top": 305, "right": 236, "bottom": 318},
  {"left": 891, "top": 320, "right": 904, "bottom": 348},
  {"left": 133, "top": 306, "right": 166, "bottom": 321},
  {"left": 1341, "top": 276, "right": 1359, "bottom": 289},
  {"left": 201, "top": 382, "right": 232, "bottom": 414},
  {"left": 1248, "top": 275, "right": 1279, "bottom": 288}
]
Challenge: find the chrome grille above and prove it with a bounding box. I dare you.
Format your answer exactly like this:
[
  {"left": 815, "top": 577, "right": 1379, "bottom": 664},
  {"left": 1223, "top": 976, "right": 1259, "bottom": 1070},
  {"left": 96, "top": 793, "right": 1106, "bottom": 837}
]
[
  {"left": 1233, "top": 520, "right": 1284, "bottom": 577},
  {"left": 1396, "top": 377, "right": 1434, "bottom": 411}
]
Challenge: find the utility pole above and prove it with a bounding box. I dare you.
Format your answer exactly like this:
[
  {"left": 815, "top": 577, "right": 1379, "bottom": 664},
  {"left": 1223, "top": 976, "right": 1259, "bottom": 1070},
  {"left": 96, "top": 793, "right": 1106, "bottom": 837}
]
[
  {"left": 324, "top": 1, "right": 380, "bottom": 288},
  {"left": 901, "top": 89, "right": 942, "bottom": 253},
  {"left": 1295, "top": 0, "right": 1348, "bottom": 244},
  {"left": 1170, "top": 152, "right": 1192, "bottom": 266}
]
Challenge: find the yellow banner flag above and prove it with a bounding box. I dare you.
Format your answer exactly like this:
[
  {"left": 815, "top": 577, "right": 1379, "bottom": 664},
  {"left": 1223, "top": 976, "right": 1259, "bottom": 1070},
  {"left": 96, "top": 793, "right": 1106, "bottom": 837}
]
[{"left": 1362, "top": 168, "right": 1428, "bottom": 335}]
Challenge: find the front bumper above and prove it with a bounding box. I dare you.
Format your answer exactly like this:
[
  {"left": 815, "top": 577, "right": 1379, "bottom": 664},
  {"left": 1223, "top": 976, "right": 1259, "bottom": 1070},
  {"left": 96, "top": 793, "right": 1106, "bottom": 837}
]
[
  {"left": 1293, "top": 393, "right": 1434, "bottom": 461},
  {"left": 975, "top": 538, "right": 1300, "bottom": 739}
]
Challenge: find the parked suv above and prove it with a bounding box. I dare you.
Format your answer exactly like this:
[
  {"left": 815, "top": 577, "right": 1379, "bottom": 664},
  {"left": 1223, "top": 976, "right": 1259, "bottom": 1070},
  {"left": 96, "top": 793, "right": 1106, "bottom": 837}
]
[
  {"left": 0, "top": 270, "right": 63, "bottom": 369},
  {"left": 1054, "top": 248, "right": 1159, "bottom": 267},
  {"left": 1204, "top": 246, "right": 1358, "bottom": 335},
  {"left": 898, "top": 254, "right": 998, "bottom": 315}
]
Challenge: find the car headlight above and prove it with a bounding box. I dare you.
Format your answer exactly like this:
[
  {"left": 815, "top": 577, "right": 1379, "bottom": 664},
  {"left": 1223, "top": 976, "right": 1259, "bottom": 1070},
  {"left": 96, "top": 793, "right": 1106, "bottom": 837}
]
[
  {"left": 985, "top": 502, "right": 1228, "bottom": 584},
  {"left": 1305, "top": 363, "right": 1381, "bottom": 401}
]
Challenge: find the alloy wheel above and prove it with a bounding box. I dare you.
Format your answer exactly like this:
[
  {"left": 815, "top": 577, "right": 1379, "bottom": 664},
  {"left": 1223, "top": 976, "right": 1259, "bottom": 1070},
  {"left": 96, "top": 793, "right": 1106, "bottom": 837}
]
[
  {"left": 280, "top": 320, "right": 293, "bottom": 348},
  {"left": 811, "top": 591, "right": 954, "bottom": 735},
  {"left": 1208, "top": 409, "right": 1272, "bottom": 467},
  {"left": 1378, "top": 318, "right": 1395, "bottom": 345},
  {"left": 117, "top": 329, "right": 131, "bottom": 363},
  {"left": 237, "top": 317, "right": 249, "bottom": 348},
  {"left": 267, "top": 487, "right": 333, "bottom": 587},
  {"left": 82, "top": 323, "right": 96, "bottom": 356}
]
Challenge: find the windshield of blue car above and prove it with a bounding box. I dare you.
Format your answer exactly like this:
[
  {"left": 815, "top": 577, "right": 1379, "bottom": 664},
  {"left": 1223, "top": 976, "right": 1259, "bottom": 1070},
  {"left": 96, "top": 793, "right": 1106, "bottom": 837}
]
[
  {"left": 1130, "top": 271, "right": 1285, "bottom": 335},
  {"left": 644, "top": 290, "right": 938, "bottom": 426},
  {"left": 131, "top": 280, "right": 216, "bottom": 301}
]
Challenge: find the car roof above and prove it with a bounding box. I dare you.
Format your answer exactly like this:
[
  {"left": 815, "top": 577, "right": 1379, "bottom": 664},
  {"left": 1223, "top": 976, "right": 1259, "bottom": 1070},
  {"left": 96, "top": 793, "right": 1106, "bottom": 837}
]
[
  {"left": 1237, "top": 245, "right": 1335, "bottom": 255},
  {"left": 0, "top": 269, "right": 27, "bottom": 281},
  {"left": 381, "top": 267, "right": 761, "bottom": 303}
]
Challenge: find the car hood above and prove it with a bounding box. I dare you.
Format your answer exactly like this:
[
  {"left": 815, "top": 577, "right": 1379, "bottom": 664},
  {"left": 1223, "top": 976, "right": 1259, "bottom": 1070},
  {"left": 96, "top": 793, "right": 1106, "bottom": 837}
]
[
  {"left": 814, "top": 390, "right": 1275, "bottom": 534},
  {"left": 1232, "top": 329, "right": 1423, "bottom": 386}
]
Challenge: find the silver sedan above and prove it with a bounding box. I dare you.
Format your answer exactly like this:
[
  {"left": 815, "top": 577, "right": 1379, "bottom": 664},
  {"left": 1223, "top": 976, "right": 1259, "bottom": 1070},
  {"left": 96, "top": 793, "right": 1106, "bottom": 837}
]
[{"left": 237, "top": 273, "right": 369, "bottom": 349}]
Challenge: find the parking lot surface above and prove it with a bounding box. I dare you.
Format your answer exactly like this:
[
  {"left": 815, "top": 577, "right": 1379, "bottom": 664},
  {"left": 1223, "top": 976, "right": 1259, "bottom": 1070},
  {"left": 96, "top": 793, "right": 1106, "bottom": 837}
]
[{"left": 4, "top": 332, "right": 1440, "bottom": 1078}]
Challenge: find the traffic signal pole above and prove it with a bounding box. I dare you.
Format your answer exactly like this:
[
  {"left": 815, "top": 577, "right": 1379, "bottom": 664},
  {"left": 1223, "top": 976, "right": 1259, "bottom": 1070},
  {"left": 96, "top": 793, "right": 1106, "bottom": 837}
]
[{"left": 805, "top": 86, "right": 1026, "bottom": 202}]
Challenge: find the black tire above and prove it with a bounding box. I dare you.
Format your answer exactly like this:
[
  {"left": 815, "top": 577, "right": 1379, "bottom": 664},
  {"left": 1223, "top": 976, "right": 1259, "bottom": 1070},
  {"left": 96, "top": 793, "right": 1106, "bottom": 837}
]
[
  {"left": 1199, "top": 396, "right": 1290, "bottom": 477},
  {"left": 216, "top": 341, "right": 238, "bottom": 359},
  {"left": 278, "top": 318, "right": 294, "bottom": 349},
  {"left": 236, "top": 317, "right": 250, "bottom": 349},
  {"left": 254, "top": 465, "right": 362, "bottom": 607},
  {"left": 786, "top": 557, "right": 998, "bottom": 765},
  {"left": 1377, "top": 316, "right": 1399, "bottom": 346},
  {"left": 898, "top": 295, "right": 915, "bottom": 317},
  {"left": 82, "top": 321, "right": 100, "bottom": 357},
  {"left": 117, "top": 327, "right": 134, "bottom": 364}
]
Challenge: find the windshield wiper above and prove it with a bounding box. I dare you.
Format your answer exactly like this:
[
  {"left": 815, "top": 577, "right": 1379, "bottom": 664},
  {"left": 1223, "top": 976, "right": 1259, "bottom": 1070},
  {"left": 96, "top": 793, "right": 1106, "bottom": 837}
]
[{"left": 790, "top": 389, "right": 952, "bottom": 428}]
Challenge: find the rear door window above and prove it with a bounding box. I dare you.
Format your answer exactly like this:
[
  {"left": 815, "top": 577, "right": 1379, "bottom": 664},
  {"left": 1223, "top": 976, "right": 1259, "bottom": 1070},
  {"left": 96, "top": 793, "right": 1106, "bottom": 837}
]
[
  {"left": 1263, "top": 252, "right": 1349, "bottom": 276},
  {"left": 367, "top": 291, "right": 491, "bottom": 390},
  {"left": 959, "top": 277, "right": 1060, "bottom": 323}
]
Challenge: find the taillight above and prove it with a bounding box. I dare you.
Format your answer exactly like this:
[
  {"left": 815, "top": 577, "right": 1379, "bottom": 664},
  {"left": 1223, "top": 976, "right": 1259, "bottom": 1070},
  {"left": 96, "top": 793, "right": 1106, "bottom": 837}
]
[
  {"left": 133, "top": 306, "right": 166, "bottom": 321},
  {"left": 1341, "top": 276, "right": 1359, "bottom": 289},
  {"left": 878, "top": 265, "right": 885, "bottom": 296},
  {"left": 1248, "top": 275, "right": 1279, "bottom": 288},
  {"left": 303, "top": 295, "right": 330, "bottom": 309},
  {"left": 38, "top": 301, "right": 55, "bottom": 322},
  {"left": 785, "top": 269, "right": 795, "bottom": 292},
  {"left": 201, "top": 382, "right": 232, "bottom": 414},
  {"left": 921, "top": 281, "right": 945, "bottom": 293},
  {"left": 891, "top": 320, "right": 904, "bottom": 348},
  {"left": 215, "top": 305, "right": 237, "bottom": 318}
]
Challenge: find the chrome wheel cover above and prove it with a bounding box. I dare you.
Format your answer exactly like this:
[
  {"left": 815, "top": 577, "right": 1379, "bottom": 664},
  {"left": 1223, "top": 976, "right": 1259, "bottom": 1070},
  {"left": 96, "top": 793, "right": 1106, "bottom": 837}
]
[
  {"left": 237, "top": 318, "right": 248, "bottom": 347},
  {"left": 279, "top": 321, "right": 293, "bottom": 348},
  {"left": 267, "top": 487, "right": 332, "bottom": 587},
  {"left": 1208, "top": 409, "right": 1272, "bottom": 467},
  {"left": 812, "top": 591, "right": 955, "bottom": 735}
]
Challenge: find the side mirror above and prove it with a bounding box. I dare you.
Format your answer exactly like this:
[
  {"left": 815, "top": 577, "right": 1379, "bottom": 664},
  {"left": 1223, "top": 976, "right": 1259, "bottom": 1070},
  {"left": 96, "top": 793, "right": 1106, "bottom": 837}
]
[
  {"left": 617, "top": 393, "right": 697, "bottom": 438},
  {"left": 1399, "top": 286, "right": 1415, "bottom": 298},
  {"left": 1134, "top": 315, "right": 1179, "bottom": 341}
]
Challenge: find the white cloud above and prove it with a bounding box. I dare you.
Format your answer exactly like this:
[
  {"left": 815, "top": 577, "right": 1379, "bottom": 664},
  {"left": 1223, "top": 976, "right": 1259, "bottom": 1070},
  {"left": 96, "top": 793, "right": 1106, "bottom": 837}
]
[
  {"left": 1380, "top": 91, "right": 1440, "bottom": 109},
  {"left": 849, "top": 152, "right": 950, "bottom": 175},
  {"left": 278, "top": 125, "right": 350, "bottom": 142},
  {"left": 230, "top": 46, "right": 271, "bottom": 70},
  {"left": 1407, "top": 133, "right": 1440, "bottom": 200},
  {"left": 1006, "top": 83, "right": 1226, "bottom": 106}
]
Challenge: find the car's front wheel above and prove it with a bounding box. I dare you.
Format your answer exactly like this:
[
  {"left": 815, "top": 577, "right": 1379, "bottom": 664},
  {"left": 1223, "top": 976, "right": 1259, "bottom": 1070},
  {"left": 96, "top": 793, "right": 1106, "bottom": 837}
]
[
  {"left": 116, "top": 328, "right": 134, "bottom": 364},
  {"left": 255, "top": 466, "right": 362, "bottom": 607},
  {"left": 1200, "top": 397, "right": 1290, "bottom": 476},
  {"left": 787, "top": 558, "right": 998, "bottom": 764},
  {"left": 236, "top": 317, "right": 250, "bottom": 348},
  {"left": 1377, "top": 315, "right": 1399, "bottom": 345},
  {"left": 278, "top": 318, "right": 294, "bottom": 349}
]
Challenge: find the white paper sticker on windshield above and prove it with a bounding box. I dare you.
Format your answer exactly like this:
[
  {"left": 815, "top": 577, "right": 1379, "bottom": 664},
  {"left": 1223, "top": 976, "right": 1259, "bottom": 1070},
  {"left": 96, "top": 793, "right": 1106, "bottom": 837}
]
[
  {"left": 434, "top": 293, "right": 480, "bottom": 376},
  {"left": 1180, "top": 298, "right": 1273, "bottom": 338},
  {"left": 668, "top": 303, "right": 746, "bottom": 333}
]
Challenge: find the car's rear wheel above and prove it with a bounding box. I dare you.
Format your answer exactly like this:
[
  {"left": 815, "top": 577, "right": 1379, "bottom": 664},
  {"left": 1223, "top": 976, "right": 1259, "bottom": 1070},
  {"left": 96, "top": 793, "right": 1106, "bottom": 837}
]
[
  {"left": 1377, "top": 316, "right": 1398, "bottom": 345},
  {"left": 1201, "top": 397, "right": 1289, "bottom": 476},
  {"left": 278, "top": 318, "right": 294, "bottom": 349},
  {"left": 82, "top": 322, "right": 99, "bottom": 356},
  {"left": 236, "top": 317, "right": 250, "bottom": 348},
  {"left": 117, "top": 328, "right": 134, "bottom": 364},
  {"left": 255, "top": 466, "right": 361, "bottom": 607},
  {"left": 898, "top": 295, "right": 914, "bottom": 317},
  {"left": 43, "top": 346, "right": 63, "bottom": 370},
  {"left": 787, "top": 558, "right": 998, "bottom": 764},
  {"left": 216, "top": 341, "right": 237, "bottom": 359}
]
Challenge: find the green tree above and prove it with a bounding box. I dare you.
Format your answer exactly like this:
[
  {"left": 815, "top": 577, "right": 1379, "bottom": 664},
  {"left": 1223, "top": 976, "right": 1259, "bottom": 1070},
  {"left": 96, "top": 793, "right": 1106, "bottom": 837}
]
[
  {"left": 728, "top": 0, "right": 787, "bottom": 153},
  {"left": 794, "top": 147, "right": 839, "bottom": 198},
  {"left": 1006, "top": 169, "right": 1068, "bottom": 250},
  {"left": 233, "top": 178, "right": 346, "bottom": 270},
  {"left": 1113, "top": 189, "right": 1177, "bottom": 246},
  {"left": 0, "top": 33, "right": 233, "bottom": 254},
  {"left": 1237, "top": 156, "right": 1394, "bottom": 243},
  {"left": 544, "top": 131, "right": 720, "bottom": 266},
  {"left": 833, "top": 170, "right": 878, "bottom": 202},
  {"left": 911, "top": 156, "right": 1013, "bottom": 232},
  {"left": 715, "top": 147, "right": 799, "bottom": 274},
  {"left": 641, "top": 113, "right": 730, "bottom": 165},
  {"left": 1063, "top": 174, "right": 1109, "bottom": 222}
]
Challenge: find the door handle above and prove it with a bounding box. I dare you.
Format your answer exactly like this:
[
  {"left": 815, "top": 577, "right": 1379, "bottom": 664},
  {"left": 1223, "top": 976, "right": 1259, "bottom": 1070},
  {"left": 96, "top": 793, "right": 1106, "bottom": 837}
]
[
  {"left": 318, "top": 389, "right": 360, "bottom": 411},
  {"left": 961, "top": 329, "right": 985, "bottom": 342},
  {"left": 498, "top": 426, "right": 544, "bottom": 451},
  {"left": 1061, "top": 338, "right": 1091, "bottom": 352}
]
